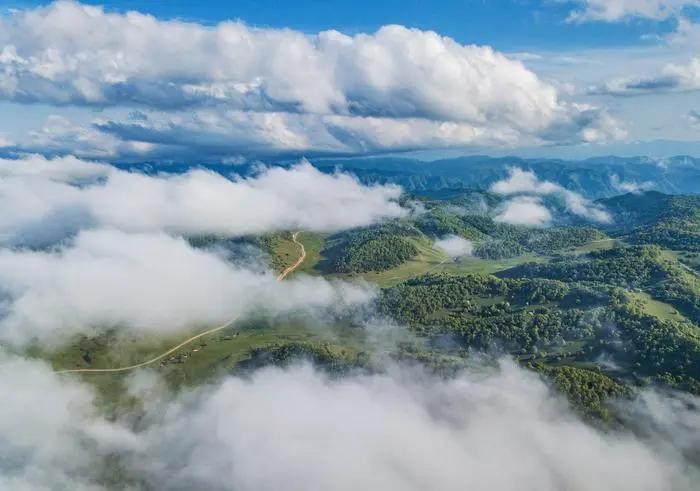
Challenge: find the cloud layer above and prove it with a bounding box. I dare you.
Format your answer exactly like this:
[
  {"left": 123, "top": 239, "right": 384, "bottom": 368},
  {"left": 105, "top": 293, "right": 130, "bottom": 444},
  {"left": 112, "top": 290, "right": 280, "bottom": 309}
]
[
  {"left": 0, "top": 228, "right": 374, "bottom": 344},
  {"left": 0, "top": 155, "right": 405, "bottom": 246},
  {"left": 1, "top": 355, "right": 696, "bottom": 490},
  {"left": 0, "top": 155, "right": 398, "bottom": 344},
  {"left": 0, "top": 1, "right": 623, "bottom": 159}
]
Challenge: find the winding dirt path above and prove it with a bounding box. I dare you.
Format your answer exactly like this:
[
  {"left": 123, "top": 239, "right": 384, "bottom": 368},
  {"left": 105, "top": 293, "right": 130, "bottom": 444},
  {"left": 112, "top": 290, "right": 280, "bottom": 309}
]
[
  {"left": 276, "top": 232, "right": 306, "bottom": 281},
  {"left": 56, "top": 232, "right": 307, "bottom": 375}
]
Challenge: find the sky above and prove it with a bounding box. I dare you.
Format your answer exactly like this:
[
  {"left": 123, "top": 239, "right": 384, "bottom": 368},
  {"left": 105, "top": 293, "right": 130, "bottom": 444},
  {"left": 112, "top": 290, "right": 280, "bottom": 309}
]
[{"left": 1, "top": 0, "right": 700, "bottom": 160}]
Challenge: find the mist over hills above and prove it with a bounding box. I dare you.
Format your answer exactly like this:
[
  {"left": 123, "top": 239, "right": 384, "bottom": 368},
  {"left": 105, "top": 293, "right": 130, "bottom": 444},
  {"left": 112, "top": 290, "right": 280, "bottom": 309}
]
[{"left": 115, "top": 155, "right": 700, "bottom": 199}]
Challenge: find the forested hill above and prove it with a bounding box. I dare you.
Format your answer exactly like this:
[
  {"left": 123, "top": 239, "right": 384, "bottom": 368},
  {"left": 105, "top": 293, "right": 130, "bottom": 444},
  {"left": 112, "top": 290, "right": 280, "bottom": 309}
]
[
  {"left": 599, "top": 191, "right": 700, "bottom": 251},
  {"left": 599, "top": 191, "right": 700, "bottom": 226}
]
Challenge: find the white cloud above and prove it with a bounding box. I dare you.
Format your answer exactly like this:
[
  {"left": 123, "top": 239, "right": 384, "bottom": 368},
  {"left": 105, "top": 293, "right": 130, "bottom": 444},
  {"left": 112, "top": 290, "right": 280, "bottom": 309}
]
[
  {"left": 21, "top": 110, "right": 526, "bottom": 159},
  {"left": 495, "top": 196, "right": 553, "bottom": 227},
  {"left": 0, "top": 156, "right": 406, "bottom": 245},
  {"left": 611, "top": 175, "right": 655, "bottom": 193},
  {"left": 0, "top": 1, "right": 623, "bottom": 157},
  {"left": 491, "top": 168, "right": 611, "bottom": 223},
  {"left": 589, "top": 18, "right": 700, "bottom": 97},
  {"left": 8, "top": 114, "right": 156, "bottom": 160},
  {"left": 568, "top": 0, "right": 700, "bottom": 22},
  {"left": 132, "top": 361, "right": 697, "bottom": 491},
  {"left": 0, "top": 351, "right": 140, "bottom": 490},
  {"left": 595, "top": 56, "right": 700, "bottom": 95},
  {"left": 490, "top": 167, "right": 561, "bottom": 195},
  {"left": 0, "top": 153, "right": 111, "bottom": 181},
  {"left": 0, "top": 228, "right": 374, "bottom": 344},
  {"left": 0, "top": 353, "right": 696, "bottom": 490},
  {"left": 434, "top": 235, "right": 474, "bottom": 258}
]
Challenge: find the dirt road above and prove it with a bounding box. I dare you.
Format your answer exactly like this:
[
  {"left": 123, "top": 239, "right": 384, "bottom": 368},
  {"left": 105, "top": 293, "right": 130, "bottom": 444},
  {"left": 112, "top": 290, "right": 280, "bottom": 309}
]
[{"left": 276, "top": 232, "right": 306, "bottom": 281}]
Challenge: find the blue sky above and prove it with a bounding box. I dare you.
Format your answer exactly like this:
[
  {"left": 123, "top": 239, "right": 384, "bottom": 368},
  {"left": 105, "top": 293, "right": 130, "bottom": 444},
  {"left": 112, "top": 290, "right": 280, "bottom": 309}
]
[
  {"left": 3, "top": 0, "right": 688, "bottom": 50},
  {"left": 1, "top": 0, "right": 700, "bottom": 160}
]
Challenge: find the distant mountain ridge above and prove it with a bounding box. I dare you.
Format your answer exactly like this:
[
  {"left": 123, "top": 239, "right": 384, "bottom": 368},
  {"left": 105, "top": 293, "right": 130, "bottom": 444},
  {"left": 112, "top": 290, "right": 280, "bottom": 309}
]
[
  {"left": 114, "top": 155, "right": 700, "bottom": 199},
  {"left": 312, "top": 155, "right": 700, "bottom": 199}
]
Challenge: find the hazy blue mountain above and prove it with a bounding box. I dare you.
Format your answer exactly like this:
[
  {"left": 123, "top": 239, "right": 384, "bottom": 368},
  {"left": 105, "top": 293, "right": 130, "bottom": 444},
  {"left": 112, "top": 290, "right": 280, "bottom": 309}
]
[
  {"left": 114, "top": 155, "right": 700, "bottom": 199},
  {"left": 312, "top": 155, "right": 700, "bottom": 199}
]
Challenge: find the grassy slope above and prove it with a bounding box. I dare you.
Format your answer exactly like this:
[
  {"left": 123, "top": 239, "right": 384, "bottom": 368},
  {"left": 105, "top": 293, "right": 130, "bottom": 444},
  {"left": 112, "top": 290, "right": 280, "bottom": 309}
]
[
  {"left": 627, "top": 291, "right": 689, "bottom": 323},
  {"left": 265, "top": 232, "right": 302, "bottom": 273}
]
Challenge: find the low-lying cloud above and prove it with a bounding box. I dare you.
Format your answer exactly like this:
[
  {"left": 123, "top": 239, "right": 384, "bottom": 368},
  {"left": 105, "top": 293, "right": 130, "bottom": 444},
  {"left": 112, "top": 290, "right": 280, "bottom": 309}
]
[
  {"left": 0, "top": 354, "right": 696, "bottom": 490},
  {"left": 0, "top": 228, "right": 374, "bottom": 345},
  {"left": 491, "top": 168, "right": 611, "bottom": 224},
  {"left": 434, "top": 235, "right": 474, "bottom": 258},
  {"left": 611, "top": 175, "right": 654, "bottom": 194},
  {"left": 495, "top": 195, "right": 553, "bottom": 227},
  {"left": 0, "top": 155, "right": 405, "bottom": 246}
]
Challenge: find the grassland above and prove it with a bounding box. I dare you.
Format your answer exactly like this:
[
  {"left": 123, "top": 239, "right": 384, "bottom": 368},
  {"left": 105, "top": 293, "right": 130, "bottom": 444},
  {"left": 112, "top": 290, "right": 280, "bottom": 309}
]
[
  {"left": 563, "top": 238, "right": 619, "bottom": 255},
  {"left": 265, "top": 232, "right": 302, "bottom": 272},
  {"left": 627, "top": 291, "right": 688, "bottom": 323},
  {"left": 355, "top": 251, "right": 549, "bottom": 288},
  {"left": 42, "top": 316, "right": 366, "bottom": 409}
]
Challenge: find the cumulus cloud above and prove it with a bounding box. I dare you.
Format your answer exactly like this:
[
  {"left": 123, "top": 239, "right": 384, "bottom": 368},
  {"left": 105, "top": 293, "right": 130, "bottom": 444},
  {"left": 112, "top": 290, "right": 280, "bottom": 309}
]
[
  {"left": 568, "top": 0, "right": 700, "bottom": 22},
  {"left": 0, "top": 228, "right": 374, "bottom": 344},
  {"left": 0, "top": 1, "right": 622, "bottom": 158},
  {"left": 434, "top": 235, "right": 474, "bottom": 258},
  {"left": 0, "top": 155, "right": 405, "bottom": 246},
  {"left": 491, "top": 168, "right": 611, "bottom": 223},
  {"left": 495, "top": 196, "right": 553, "bottom": 227},
  {"left": 3, "top": 353, "right": 696, "bottom": 490},
  {"left": 593, "top": 56, "right": 700, "bottom": 96}
]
